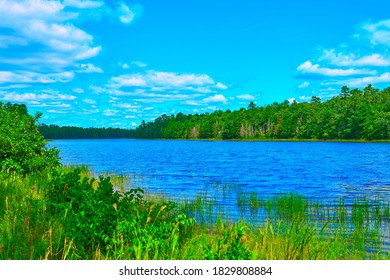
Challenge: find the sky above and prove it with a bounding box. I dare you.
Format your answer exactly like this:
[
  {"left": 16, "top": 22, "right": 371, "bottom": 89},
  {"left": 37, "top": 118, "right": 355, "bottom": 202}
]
[{"left": 1, "top": 0, "right": 390, "bottom": 128}]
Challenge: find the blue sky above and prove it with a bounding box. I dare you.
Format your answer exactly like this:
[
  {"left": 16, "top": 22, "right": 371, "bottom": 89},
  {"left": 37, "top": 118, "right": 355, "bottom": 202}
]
[{"left": 1, "top": 0, "right": 390, "bottom": 128}]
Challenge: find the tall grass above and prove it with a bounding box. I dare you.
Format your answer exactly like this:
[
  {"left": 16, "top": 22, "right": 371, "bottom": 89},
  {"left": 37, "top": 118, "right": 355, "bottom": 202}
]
[{"left": 1, "top": 167, "right": 389, "bottom": 260}]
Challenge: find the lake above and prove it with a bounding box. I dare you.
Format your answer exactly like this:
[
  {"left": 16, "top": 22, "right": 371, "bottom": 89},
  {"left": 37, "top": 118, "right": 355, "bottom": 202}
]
[{"left": 49, "top": 139, "right": 390, "bottom": 205}]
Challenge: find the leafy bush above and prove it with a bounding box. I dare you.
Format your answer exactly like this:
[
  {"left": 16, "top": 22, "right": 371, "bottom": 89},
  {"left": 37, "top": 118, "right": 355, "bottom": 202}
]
[
  {"left": 45, "top": 169, "right": 195, "bottom": 259},
  {"left": 0, "top": 102, "right": 59, "bottom": 174}
]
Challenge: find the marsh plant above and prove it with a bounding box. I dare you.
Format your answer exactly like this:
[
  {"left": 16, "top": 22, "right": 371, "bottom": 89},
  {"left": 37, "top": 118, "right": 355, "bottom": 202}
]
[{"left": 1, "top": 167, "right": 389, "bottom": 260}]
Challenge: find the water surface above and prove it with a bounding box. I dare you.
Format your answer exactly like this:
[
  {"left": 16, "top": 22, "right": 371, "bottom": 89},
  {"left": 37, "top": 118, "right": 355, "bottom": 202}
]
[{"left": 49, "top": 139, "right": 390, "bottom": 202}]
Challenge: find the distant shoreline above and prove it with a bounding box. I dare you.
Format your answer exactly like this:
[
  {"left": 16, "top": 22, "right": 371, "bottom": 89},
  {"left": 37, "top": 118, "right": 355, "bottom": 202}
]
[{"left": 45, "top": 138, "right": 390, "bottom": 143}]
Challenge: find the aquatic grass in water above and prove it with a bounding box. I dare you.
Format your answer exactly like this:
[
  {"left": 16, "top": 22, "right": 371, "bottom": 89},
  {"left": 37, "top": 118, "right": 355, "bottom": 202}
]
[{"left": 1, "top": 168, "right": 390, "bottom": 260}]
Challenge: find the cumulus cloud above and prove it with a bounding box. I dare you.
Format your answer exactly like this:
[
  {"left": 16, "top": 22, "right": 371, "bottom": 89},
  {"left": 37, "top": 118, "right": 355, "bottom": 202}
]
[
  {"left": 63, "top": 0, "right": 104, "bottom": 9},
  {"left": 0, "top": 70, "right": 74, "bottom": 84},
  {"left": 108, "top": 70, "right": 224, "bottom": 93},
  {"left": 119, "top": 63, "right": 130, "bottom": 69},
  {"left": 116, "top": 2, "right": 142, "bottom": 24},
  {"left": 131, "top": 61, "right": 148, "bottom": 68},
  {"left": 77, "top": 63, "right": 104, "bottom": 73},
  {"left": 320, "top": 49, "right": 390, "bottom": 67},
  {"left": 1, "top": 91, "right": 76, "bottom": 103},
  {"left": 298, "top": 82, "right": 310, "bottom": 88},
  {"left": 326, "top": 72, "right": 390, "bottom": 87},
  {"left": 215, "top": 82, "right": 228, "bottom": 90},
  {"left": 0, "top": 0, "right": 101, "bottom": 70},
  {"left": 117, "top": 2, "right": 135, "bottom": 23},
  {"left": 46, "top": 109, "right": 71, "bottom": 114},
  {"left": 183, "top": 100, "right": 202, "bottom": 106},
  {"left": 297, "top": 61, "right": 376, "bottom": 77},
  {"left": 362, "top": 19, "right": 390, "bottom": 46},
  {"left": 112, "top": 102, "right": 141, "bottom": 109},
  {"left": 103, "top": 109, "right": 119, "bottom": 116},
  {"left": 297, "top": 18, "right": 390, "bottom": 91},
  {"left": 236, "top": 94, "right": 255, "bottom": 100},
  {"left": 203, "top": 94, "right": 228, "bottom": 103},
  {"left": 82, "top": 98, "right": 96, "bottom": 104}
]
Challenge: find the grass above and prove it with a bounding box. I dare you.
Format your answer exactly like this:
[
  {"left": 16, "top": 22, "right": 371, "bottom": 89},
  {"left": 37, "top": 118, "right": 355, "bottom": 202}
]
[{"left": 0, "top": 167, "right": 389, "bottom": 260}]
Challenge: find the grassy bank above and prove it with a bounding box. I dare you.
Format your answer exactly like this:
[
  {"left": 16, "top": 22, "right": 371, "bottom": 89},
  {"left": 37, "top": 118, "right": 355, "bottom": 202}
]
[{"left": 1, "top": 167, "right": 389, "bottom": 260}]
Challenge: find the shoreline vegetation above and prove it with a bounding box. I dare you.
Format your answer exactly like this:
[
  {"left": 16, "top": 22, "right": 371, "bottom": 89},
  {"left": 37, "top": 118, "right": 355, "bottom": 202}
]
[
  {"left": 1, "top": 86, "right": 390, "bottom": 260},
  {"left": 1, "top": 166, "right": 390, "bottom": 260},
  {"left": 46, "top": 138, "right": 390, "bottom": 143},
  {"left": 39, "top": 85, "right": 389, "bottom": 141}
]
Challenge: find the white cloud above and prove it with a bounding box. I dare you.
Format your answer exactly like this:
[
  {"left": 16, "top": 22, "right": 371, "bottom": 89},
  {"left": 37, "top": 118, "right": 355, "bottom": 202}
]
[
  {"left": 131, "top": 61, "right": 147, "bottom": 68},
  {"left": 111, "top": 75, "right": 146, "bottom": 87},
  {"left": 0, "top": 0, "right": 101, "bottom": 70},
  {"left": 120, "top": 63, "right": 130, "bottom": 69},
  {"left": 320, "top": 49, "right": 390, "bottom": 67},
  {"left": 112, "top": 102, "right": 141, "bottom": 109},
  {"left": 72, "top": 88, "right": 84, "bottom": 93},
  {"left": 183, "top": 100, "right": 202, "bottom": 106},
  {"left": 117, "top": 2, "right": 135, "bottom": 24},
  {"left": 215, "top": 82, "right": 228, "bottom": 90},
  {"left": 298, "top": 82, "right": 310, "bottom": 88},
  {"left": 298, "top": 95, "right": 312, "bottom": 102},
  {"left": 0, "top": 70, "right": 74, "bottom": 84},
  {"left": 297, "top": 61, "right": 376, "bottom": 77},
  {"left": 89, "top": 85, "right": 106, "bottom": 94},
  {"left": 108, "top": 70, "right": 224, "bottom": 95},
  {"left": 47, "top": 109, "right": 70, "bottom": 114},
  {"left": 103, "top": 109, "right": 119, "bottom": 116},
  {"left": 77, "top": 63, "right": 104, "bottom": 73},
  {"left": 82, "top": 98, "right": 96, "bottom": 104},
  {"left": 288, "top": 98, "right": 296, "bottom": 104},
  {"left": 362, "top": 19, "right": 390, "bottom": 46},
  {"left": 236, "top": 94, "right": 255, "bottom": 100},
  {"left": 82, "top": 108, "right": 99, "bottom": 114},
  {"left": 1, "top": 92, "right": 76, "bottom": 102},
  {"left": 297, "top": 18, "right": 390, "bottom": 91},
  {"left": 327, "top": 72, "right": 390, "bottom": 87},
  {"left": 203, "top": 94, "right": 227, "bottom": 103},
  {"left": 63, "top": 0, "right": 104, "bottom": 9}
]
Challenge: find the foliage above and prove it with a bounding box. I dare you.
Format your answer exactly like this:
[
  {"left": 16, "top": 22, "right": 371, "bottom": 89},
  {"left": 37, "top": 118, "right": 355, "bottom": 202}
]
[
  {"left": 133, "top": 85, "right": 390, "bottom": 140},
  {"left": 39, "top": 124, "right": 135, "bottom": 139},
  {"left": 1, "top": 169, "right": 389, "bottom": 260},
  {"left": 0, "top": 102, "right": 60, "bottom": 174},
  {"left": 44, "top": 168, "right": 195, "bottom": 259}
]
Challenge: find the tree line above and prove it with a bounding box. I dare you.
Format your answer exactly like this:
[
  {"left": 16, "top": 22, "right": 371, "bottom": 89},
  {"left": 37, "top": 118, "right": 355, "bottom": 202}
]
[
  {"left": 25, "top": 84, "right": 389, "bottom": 140},
  {"left": 133, "top": 85, "right": 389, "bottom": 140},
  {"left": 38, "top": 124, "right": 135, "bottom": 139}
]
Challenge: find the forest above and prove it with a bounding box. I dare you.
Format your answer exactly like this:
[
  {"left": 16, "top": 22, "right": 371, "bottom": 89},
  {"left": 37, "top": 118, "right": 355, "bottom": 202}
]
[
  {"left": 35, "top": 85, "right": 389, "bottom": 140},
  {"left": 39, "top": 124, "right": 134, "bottom": 139},
  {"left": 134, "top": 85, "right": 389, "bottom": 140}
]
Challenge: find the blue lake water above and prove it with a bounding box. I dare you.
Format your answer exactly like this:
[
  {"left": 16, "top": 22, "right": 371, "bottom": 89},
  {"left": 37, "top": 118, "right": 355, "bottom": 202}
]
[{"left": 49, "top": 139, "right": 390, "bottom": 204}]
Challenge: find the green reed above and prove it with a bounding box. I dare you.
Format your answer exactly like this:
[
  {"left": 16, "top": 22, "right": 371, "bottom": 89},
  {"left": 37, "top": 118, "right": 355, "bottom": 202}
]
[{"left": 1, "top": 167, "right": 390, "bottom": 260}]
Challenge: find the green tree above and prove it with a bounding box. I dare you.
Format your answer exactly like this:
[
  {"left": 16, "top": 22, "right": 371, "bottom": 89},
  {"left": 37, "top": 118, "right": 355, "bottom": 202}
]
[
  {"left": 247, "top": 101, "right": 257, "bottom": 110},
  {"left": 0, "top": 102, "right": 60, "bottom": 174}
]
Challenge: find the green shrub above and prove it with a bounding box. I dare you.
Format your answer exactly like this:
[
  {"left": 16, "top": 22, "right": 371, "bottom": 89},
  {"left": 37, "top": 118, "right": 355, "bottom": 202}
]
[
  {"left": 45, "top": 169, "right": 195, "bottom": 259},
  {"left": 0, "top": 102, "right": 59, "bottom": 174}
]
